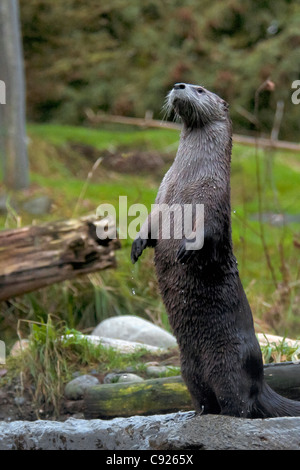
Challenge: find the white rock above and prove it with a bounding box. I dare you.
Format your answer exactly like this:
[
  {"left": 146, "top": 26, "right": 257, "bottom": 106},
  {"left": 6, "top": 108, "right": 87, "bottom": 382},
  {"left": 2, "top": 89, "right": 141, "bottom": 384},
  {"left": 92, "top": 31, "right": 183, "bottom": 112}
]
[
  {"left": 87, "top": 335, "right": 162, "bottom": 353},
  {"left": 91, "top": 315, "right": 177, "bottom": 349},
  {"left": 257, "top": 333, "right": 300, "bottom": 348},
  {"left": 145, "top": 365, "right": 179, "bottom": 377},
  {"left": 63, "top": 333, "right": 162, "bottom": 354}
]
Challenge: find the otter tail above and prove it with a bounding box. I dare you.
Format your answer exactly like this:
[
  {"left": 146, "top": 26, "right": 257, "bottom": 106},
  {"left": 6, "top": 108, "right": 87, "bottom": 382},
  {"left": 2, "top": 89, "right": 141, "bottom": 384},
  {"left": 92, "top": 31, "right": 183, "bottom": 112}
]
[{"left": 254, "top": 382, "right": 300, "bottom": 418}]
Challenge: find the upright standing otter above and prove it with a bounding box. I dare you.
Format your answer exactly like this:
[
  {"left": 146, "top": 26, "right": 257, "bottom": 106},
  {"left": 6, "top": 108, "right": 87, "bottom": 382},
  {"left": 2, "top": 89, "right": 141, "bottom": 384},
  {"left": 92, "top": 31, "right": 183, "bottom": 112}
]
[{"left": 131, "top": 83, "right": 300, "bottom": 418}]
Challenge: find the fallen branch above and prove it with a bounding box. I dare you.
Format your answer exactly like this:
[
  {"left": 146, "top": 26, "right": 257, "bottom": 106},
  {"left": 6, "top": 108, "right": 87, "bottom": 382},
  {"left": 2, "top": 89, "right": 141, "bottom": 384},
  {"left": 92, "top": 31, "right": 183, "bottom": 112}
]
[
  {"left": 85, "top": 109, "right": 300, "bottom": 153},
  {"left": 0, "top": 215, "right": 121, "bottom": 301}
]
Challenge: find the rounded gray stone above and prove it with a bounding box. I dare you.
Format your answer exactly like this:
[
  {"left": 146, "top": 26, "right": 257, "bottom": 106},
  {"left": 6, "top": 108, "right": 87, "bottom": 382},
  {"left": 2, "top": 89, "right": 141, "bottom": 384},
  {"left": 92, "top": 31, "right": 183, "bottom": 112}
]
[
  {"left": 14, "top": 397, "right": 25, "bottom": 406},
  {"left": 64, "top": 375, "right": 99, "bottom": 400},
  {"left": 22, "top": 196, "right": 52, "bottom": 215},
  {"left": 117, "top": 373, "right": 144, "bottom": 383},
  {"left": 145, "top": 365, "right": 179, "bottom": 377},
  {"left": 103, "top": 372, "right": 144, "bottom": 384}
]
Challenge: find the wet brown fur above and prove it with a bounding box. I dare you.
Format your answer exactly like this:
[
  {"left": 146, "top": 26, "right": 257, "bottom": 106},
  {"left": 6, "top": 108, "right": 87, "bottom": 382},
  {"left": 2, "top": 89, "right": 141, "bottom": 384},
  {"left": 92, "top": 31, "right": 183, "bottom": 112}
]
[{"left": 131, "top": 83, "right": 300, "bottom": 418}]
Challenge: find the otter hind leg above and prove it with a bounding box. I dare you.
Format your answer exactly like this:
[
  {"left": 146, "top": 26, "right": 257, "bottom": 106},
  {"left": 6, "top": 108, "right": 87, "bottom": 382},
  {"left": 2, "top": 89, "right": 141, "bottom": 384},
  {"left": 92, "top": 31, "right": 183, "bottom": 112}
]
[
  {"left": 212, "top": 371, "right": 258, "bottom": 418},
  {"left": 190, "top": 385, "right": 221, "bottom": 415},
  {"left": 182, "top": 373, "right": 221, "bottom": 415},
  {"left": 218, "top": 397, "right": 250, "bottom": 418}
]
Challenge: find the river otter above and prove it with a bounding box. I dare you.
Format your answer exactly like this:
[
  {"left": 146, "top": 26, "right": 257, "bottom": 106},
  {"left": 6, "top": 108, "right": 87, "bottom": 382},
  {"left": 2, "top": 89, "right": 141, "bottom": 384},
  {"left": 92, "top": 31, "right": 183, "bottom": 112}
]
[{"left": 131, "top": 83, "right": 300, "bottom": 418}]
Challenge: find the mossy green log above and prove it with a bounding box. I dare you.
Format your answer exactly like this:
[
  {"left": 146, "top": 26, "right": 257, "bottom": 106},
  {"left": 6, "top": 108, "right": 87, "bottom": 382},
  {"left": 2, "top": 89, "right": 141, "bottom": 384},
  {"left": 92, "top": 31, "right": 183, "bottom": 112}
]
[
  {"left": 84, "top": 363, "right": 300, "bottom": 419},
  {"left": 84, "top": 376, "right": 192, "bottom": 419}
]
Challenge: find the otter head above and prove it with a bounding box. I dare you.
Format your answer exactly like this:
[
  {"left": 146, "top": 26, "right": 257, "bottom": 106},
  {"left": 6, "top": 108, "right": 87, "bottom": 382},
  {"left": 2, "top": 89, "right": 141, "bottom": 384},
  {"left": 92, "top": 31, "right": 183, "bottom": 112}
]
[{"left": 166, "top": 83, "right": 229, "bottom": 129}]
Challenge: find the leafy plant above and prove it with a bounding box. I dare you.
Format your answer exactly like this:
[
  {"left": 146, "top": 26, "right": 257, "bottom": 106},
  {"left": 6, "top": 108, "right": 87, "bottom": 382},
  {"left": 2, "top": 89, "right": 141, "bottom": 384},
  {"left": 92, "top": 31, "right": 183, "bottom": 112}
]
[{"left": 260, "top": 335, "right": 300, "bottom": 364}]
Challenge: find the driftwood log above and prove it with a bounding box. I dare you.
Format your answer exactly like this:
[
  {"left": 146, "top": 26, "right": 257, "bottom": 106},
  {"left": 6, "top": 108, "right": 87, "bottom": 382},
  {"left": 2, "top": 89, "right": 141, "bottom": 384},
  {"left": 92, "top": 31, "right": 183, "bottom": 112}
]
[
  {"left": 0, "top": 215, "right": 121, "bottom": 301},
  {"left": 84, "top": 362, "right": 300, "bottom": 419}
]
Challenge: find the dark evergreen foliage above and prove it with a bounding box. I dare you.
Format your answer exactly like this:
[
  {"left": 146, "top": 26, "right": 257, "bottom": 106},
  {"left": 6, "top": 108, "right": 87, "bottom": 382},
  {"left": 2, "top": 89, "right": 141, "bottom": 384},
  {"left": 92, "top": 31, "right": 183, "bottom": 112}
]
[{"left": 20, "top": 0, "right": 300, "bottom": 140}]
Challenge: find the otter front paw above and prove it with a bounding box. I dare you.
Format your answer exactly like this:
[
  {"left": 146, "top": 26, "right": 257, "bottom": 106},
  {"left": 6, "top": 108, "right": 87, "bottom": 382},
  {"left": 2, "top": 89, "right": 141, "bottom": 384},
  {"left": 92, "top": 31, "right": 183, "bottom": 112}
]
[{"left": 131, "top": 237, "right": 148, "bottom": 264}]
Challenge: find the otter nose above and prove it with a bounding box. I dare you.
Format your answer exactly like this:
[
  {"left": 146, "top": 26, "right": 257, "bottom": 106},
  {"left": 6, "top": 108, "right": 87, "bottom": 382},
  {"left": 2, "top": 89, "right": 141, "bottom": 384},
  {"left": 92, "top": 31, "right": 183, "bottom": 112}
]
[{"left": 173, "top": 83, "right": 186, "bottom": 90}]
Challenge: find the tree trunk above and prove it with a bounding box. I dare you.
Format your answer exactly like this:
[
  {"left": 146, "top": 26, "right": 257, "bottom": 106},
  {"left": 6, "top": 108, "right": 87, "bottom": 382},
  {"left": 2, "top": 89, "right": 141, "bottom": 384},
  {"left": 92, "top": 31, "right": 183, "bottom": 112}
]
[
  {"left": 0, "top": 0, "right": 29, "bottom": 189},
  {"left": 0, "top": 215, "right": 120, "bottom": 300},
  {"left": 84, "top": 363, "right": 300, "bottom": 419}
]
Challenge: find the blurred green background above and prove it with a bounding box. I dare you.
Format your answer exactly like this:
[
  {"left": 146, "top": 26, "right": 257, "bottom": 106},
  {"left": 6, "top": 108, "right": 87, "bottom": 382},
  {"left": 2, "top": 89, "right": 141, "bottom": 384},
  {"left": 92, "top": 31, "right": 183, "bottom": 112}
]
[
  {"left": 0, "top": 0, "right": 299, "bottom": 347},
  {"left": 21, "top": 0, "right": 300, "bottom": 140}
]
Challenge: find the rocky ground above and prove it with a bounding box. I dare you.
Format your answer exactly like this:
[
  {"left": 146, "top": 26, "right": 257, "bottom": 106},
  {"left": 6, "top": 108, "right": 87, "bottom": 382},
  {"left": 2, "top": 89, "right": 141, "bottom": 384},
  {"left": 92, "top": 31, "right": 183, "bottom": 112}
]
[
  {"left": 1, "top": 411, "right": 300, "bottom": 450},
  {"left": 0, "top": 379, "right": 40, "bottom": 422},
  {"left": 0, "top": 374, "right": 92, "bottom": 422},
  {"left": 1, "top": 315, "right": 299, "bottom": 427},
  {"left": 0, "top": 315, "right": 180, "bottom": 422}
]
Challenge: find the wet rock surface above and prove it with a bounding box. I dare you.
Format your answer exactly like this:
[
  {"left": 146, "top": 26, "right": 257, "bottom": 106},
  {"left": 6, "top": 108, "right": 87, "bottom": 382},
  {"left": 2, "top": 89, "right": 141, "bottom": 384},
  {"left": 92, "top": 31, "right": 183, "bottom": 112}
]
[{"left": 0, "top": 412, "right": 300, "bottom": 450}]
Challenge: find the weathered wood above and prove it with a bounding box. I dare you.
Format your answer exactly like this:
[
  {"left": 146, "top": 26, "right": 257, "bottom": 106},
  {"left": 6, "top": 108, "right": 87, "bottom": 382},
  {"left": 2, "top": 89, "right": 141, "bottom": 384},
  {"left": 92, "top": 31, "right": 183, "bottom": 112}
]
[
  {"left": 84, "top": 363, "right": 300, "bottom": 418},
  {"left": 264, "top": 362, "right": 300, "bottom": 401},
  {"left": 0, "top": 215, "right": 121, "bottom": 300}
]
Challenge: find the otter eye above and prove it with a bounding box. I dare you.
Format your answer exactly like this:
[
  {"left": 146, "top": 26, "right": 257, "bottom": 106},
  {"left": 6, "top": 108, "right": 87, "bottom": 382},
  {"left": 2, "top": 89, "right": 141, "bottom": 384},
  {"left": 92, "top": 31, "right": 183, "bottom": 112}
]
[{"left": 197, "top": 88, "right": 204, "bottom": 94}]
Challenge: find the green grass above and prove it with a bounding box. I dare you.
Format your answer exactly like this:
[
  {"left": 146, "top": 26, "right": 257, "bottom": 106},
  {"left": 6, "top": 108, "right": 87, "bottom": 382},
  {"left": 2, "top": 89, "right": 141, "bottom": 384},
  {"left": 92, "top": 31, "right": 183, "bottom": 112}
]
[
  {"left": 260, "top": 335, "right": 300, "bottom": 364},
  {"left": 5, "top": 314, "right": 299, "bottom": 419},
  {"left": 6, "top": 315, "right": 155, "bottom": 418},
  {"left": 27, "top": 123, "right": 180, "bottom": 152},
  {"left": 1, "top": 123, "right": 300, "bottom": 347}
]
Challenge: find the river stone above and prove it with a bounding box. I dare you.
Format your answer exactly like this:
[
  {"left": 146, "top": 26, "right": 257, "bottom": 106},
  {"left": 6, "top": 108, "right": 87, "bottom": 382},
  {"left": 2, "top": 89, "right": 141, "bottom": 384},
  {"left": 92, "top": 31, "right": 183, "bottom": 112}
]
[
  {"left": 118, "top": 373, "right": 144, "bottom": 383},
  {"left": 1, "top": 413, "right": 300, "bottom": 450},
  {"left": 64, "top": 375, "right": 99, "bottom": 400},
  {"left": 146, "top": 365, "right": 179, "bottom": 377},
  {"left": 103, "top": 373, "right": 144, "bottom": 384},
  {"left": 88, "top": 335, "right": 161, "bottom": 353},
  {"left": 65, "top": 333, "right": 161, "bottom": 353},
  {"left": 103, "top": 373, "right": 119, "bottom": 384},
  {"left": 91, "top": 315, "right": 177, "bottom": 349}
]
